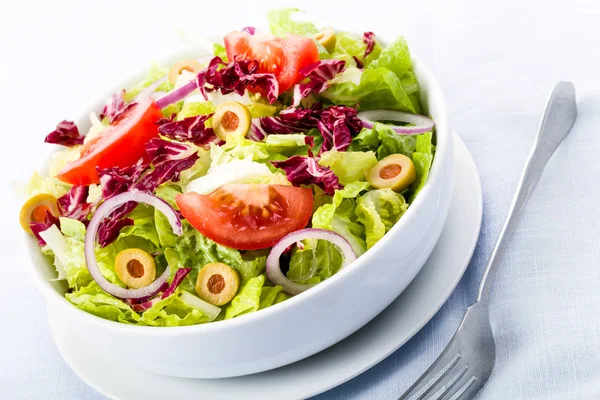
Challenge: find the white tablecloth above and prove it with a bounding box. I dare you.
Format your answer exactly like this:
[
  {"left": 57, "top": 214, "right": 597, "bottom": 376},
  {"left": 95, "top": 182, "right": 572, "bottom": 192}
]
[{"left": 2, "top": 1, "right": 600, "bottom": 399}]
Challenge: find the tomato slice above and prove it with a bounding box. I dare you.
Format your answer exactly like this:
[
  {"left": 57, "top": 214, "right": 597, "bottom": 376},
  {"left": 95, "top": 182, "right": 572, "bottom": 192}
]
[
  {"left": 176, "top": 184, "right": 314, "bottom": 250},
  {"left": 57, "top": 97, "right": 163, "bottom": 185},
  {"left": 224, "top": 31, "right": 319, "bottom": 93}
]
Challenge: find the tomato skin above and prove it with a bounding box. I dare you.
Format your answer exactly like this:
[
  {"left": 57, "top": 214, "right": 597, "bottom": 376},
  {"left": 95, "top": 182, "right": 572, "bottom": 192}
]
[
  {"left": 176, "top": 184, "right": 314, "bottom": 250},
  {"left": 57, "top": 97, "right": 163, "bottom": 185},
  {"left": 224, "top": 31, "right": 319, "bottom": 93}
]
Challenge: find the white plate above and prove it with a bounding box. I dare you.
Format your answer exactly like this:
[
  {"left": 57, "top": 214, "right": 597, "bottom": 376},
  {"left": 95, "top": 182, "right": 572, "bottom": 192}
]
[{"left": 48, "top": 133, "right": 482, "bottom": 400}]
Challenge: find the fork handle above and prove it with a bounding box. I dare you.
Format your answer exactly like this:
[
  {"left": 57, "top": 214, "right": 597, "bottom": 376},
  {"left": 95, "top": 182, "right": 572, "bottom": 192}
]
[{"left": 476, "top": 82, "right": 577, "bottom": 302}]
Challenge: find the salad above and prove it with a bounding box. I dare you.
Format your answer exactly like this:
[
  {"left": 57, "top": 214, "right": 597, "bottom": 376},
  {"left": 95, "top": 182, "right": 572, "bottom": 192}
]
[{"left": 20, "top": 9, "right": 435, "bottom": 327}]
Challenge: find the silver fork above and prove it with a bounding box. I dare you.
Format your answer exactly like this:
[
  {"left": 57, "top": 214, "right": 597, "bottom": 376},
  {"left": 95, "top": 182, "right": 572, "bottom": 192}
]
[{"left": 399, "top": 81, "right": 578, "bottom": 400}]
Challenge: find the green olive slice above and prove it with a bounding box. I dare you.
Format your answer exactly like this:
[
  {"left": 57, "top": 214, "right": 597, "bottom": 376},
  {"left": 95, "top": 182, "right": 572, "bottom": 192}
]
[
  {"left": 115, "top": 248, "right": 156, "bottom": 289},
  {"left": 19, "top": 194, "right": 59, "bottom": 234},
  {"left": 195, "top": 262, "right": 240, "bottom": 306},
  {"left": 314, "top": 28, "right": 337, "bottom": 53},
  {"left": 212, "top": 101, "right": 251, "bottom": 141},
  {"left": 367, "top": 154, "right": 417, "bottom": 192}
]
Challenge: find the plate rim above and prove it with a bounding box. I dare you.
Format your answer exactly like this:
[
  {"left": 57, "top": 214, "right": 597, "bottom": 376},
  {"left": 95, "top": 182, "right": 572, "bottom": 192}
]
[{"left": 48, "top": 132, "right": 482, "bottom": 400}]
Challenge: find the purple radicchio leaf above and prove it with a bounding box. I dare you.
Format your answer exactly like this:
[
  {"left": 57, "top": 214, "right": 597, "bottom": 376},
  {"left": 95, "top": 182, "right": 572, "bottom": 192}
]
[
  {"left": 95, "top": 139, "right": 198, "bottom": 247},
  {"left": 271, "top": 155, "right": 342, "bottom": 196},
  {"left": 44, "top": 121, "right": 85, "bottom": 147},
  {"left": 292, "top": 60, "right": 346, "bottom": 107},
  {"left": 57, "top": 185, "right": 91, "bottom": 224},
  {"left": 99, "top": 89, "right": 126, "bottom": 122},
  {"left": 161, "top": 268, "right": 192, "bottom": 299},
  {"left": 317, "top": 106, "right": 363, "bottom": 153},
  {"left": 157, "top": 114, "right": 218, "bottom": 147}
]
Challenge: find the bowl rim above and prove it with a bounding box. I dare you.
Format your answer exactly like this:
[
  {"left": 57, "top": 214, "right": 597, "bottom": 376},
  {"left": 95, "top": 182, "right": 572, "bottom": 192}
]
[{"left": 22, "top": 35, "right": 449, "bottom": 336}]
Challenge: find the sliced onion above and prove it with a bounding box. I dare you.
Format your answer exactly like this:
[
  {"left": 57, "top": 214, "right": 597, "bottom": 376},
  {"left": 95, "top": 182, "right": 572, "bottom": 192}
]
[
  {"left": 357, "top": 109, "right": 434, "bottom": 135},
  {"left": 155, "top": 79, "right": 199, "bottom": 109},
  {"left": 84, "top": 190, "right": 182, "bottom": 299},
  {"left": 266, "top": 228, "right": 357, "bottom": 295}
]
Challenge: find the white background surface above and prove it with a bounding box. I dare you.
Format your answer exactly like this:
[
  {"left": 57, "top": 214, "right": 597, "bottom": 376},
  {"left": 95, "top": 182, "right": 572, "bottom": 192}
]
[{"left": 2, "top": 0, "right": 600, "bottom": 399}]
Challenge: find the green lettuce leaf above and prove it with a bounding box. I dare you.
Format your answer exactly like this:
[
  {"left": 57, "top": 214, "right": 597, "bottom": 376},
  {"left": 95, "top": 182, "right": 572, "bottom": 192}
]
[
  {"left": 267, "top": 8, "right": 318, "bottom": 37},
  {"left": 154, "top": 185, "right": 182, "bottom": 247},
  {"left": 247, "top": 102, "right": 279, "bottom": 118},
  {"left": 237, "top": 252, "right": 267, "bottom": 285},
  {"left": 213, "top": 43, "right": 228, "bottom": 62},
  {"left": 178, "top": 147, "right": 211, "bottom": 185},
  {"left": 323, "top": 68, "right": 415, "bottom": 112},
  {"left": 177, "top": 101, "right": 216, "bottom": 121},
  {"left": 162, "top": 101, "right": 183, "bottom": 118},
  {"left": 66, "top": 281, "right": 139, "bottom": 324},
  {"left": 166, "top": 222, "right": 266, "bottom": 291},
  {"left": 312, "top": 181, "right": 370, "bottom": 255},
  {"left": 259, "top": 285, "right": 284, "bottom": 310},
  {"left": 318, "top": 150, "right": 377, "bottom": 185},
  {"left": 355, "top": 189, "right": 408, "bottom": 248},
  {"left": 26, "top": 171, "right": 70, "bottom": 198},
  {"left": 66, "top": 282, "right": 210, "bottom": 326},
  {"left": 136, "top": 290, "right": 210, "bottom": 326},
  {"left": 350, "top": 123, "right": 417, "bottom": 159},
  {"left": 59, "top": 217, "right": 85, "bottom": 241},
  {"left": 410, "top": 131, "right": 434, "bottom": 201},
  {"left": 287, "top": 239, "right": 343, "bottom": 284},
  {"left": 331, "top": 33, "right": 382, "bottom": 68},
  {"left": 368, "top": 37, "right": 412, "bottom": 81},
  {"left": 225, "top": 275, "right": 265, "bottom": 319},
  {"left": 124, "top": 63, "right": 174, "bottom": 102},
  {"left": 323, "top": 37, "right": 419, "bottom": 112}
]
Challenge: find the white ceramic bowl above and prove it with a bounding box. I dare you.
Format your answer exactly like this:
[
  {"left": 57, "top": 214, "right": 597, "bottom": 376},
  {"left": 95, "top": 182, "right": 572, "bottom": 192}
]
[{"left": 22, "top": 39, "right": 453, "bottom": 379}]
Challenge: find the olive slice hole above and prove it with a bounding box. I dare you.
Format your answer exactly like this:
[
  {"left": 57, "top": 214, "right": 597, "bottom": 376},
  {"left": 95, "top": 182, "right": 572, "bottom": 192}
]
[
  {"left": 126, "top": 259, "right": 145, "bottom": 279},
  {"left": 379, "top": 164, "right": 402, "bottom": 180},
  {"left": 207, "top": 274, "right": 226, "bottom": 294},
  {"left": 222, "top": 111, "right": 240, "bottom": 132}
]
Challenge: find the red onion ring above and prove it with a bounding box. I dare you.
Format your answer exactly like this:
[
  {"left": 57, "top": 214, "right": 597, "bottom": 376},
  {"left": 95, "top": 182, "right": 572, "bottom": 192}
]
[
  {"left": 155, "top": 78, "right": 201, "bottom": 109},
  {"left": 357, "top": 109, "right": 434, "bottom": 135},
  {"left": 266, "top": 228, "right": 357, "bottom": 295},
  {"left": 84, "top": 190, "right": 183, "bottom": 299}
]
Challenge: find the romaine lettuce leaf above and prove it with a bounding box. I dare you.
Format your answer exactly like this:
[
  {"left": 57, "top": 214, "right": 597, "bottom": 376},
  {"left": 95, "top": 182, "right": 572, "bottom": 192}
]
[
  {"left": 225, "top": 275, "right": 265, "bottom": 319},
  {"left": 165, "top": 223, "right": 265, "bottom": 291},
  {"left": 259, "top": 285, "right": 284, "bottom": 310},
  {"left": 66, "top": 282, "right": 210, "bottom": 326},
  {"left": 367, "top": 37, "right": 412, "bottom": 81},
  {"left": 66, "top": 281, "right": 139, "bottom": 323},
  {"left": 355, "top": 189, "right": 408, "bottom": 248},
  {"left": 267, "top": 8, "right": 318, "bottom": 37},
  {"left": 350, "top": 123, "right": 417, "bottom": 159},
  {"left": 322, "top": 67, "right": 416, "bottom": 112},
  {"left": 331, "top": 33, "right": 382, "bottom": 68},
  {"left": 312, "top": 181, "right": 370, "bottom": 255},
  {"left": 154, "top": 185, "right": 182, "bottom": 247},
  {"left": 213, "top": 43, "right": 228, "bottom": 62},
  {"left": 247, "top": 102, "right": 279, "bottom": 118},
  {"left": 287, "top": 239, "right": 343, "bottom": 284},
  {"left": 410, "top": 131, "right": 434, "bottom": 201},
  {"left": 177, "top": 101, "right": 216, "bottom": 121},
  {"left": 318, "top": 150, "right": 377, "bottom": 185},
  {"left": 26, "top": 171, "right": 70, "bottom": 198},
  {"left": 136, "top": 291, "right": 210, "bottom": 326}
]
